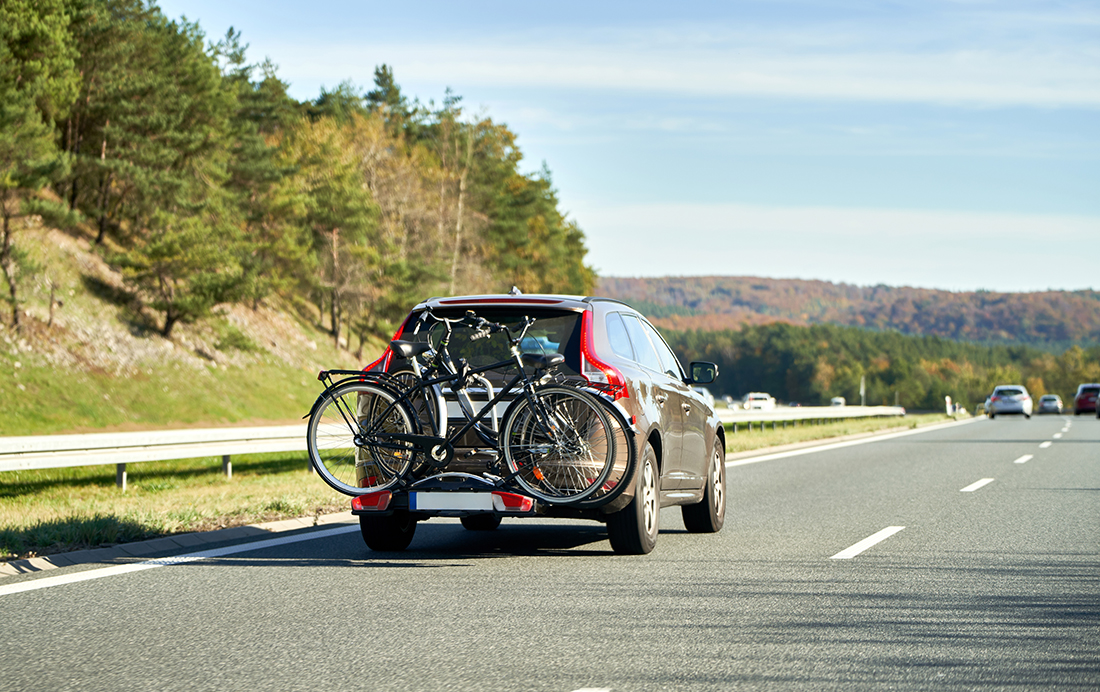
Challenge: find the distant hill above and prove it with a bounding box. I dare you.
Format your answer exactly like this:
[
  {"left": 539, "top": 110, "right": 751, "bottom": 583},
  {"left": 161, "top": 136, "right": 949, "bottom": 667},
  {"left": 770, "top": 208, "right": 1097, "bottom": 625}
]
[{"left": 597, "top": 276, "right": 1100, "bottom": 349}]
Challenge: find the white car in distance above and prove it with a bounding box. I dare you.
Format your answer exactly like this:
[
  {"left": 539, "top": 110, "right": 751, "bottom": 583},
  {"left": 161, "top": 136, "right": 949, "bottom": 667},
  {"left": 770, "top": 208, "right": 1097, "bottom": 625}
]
[{"left": 743, "top": 392, "right": 776, "bottom": 410}]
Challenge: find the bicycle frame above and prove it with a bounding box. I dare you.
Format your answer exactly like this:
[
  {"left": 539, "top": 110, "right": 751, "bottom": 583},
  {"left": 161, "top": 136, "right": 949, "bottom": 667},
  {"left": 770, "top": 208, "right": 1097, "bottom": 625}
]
[{"left": 314, "top": 312, "right": 578, "bottom": 488}]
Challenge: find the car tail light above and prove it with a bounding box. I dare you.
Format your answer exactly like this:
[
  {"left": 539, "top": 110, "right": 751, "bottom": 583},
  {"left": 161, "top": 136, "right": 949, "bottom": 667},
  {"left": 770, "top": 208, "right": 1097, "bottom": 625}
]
[
  {"left": 579, "top": 309, "right": 628, "bottom": 400},
  {"left": 363, "top": 315, "right": 412, "bottom": 372},
  {"left": 492, "top": 491, "right": 534, "bottom": 513},
  {"left": 351, "top": 490, "right": 392, "bottom": 512}
]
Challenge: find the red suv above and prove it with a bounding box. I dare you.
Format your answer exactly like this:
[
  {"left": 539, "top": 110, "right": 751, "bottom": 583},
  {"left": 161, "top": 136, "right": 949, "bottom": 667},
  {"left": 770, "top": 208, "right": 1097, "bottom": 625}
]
[
  {"left": 1074, "top": 383, "right": 1099, "bottom": 415},
  {"left": 357, "top": 294, "right": 726, "bottom": 554}
]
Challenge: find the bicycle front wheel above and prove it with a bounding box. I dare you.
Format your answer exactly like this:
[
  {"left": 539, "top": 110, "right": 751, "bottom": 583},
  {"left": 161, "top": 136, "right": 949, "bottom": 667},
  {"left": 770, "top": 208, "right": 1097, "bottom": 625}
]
[
  {"left": 500, "top": 386, "right": 616, "bottom": 504},
  {"left": 307, "top": 381, "right": 418, "bottom": 496}
]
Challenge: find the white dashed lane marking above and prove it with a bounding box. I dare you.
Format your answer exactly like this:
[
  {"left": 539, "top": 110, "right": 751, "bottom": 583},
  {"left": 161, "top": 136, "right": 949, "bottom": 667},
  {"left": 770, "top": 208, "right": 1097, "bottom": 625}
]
[
  {"left": 961, "top": 478, "right": 995, "bottom": 492},
  {"left": 831, "top": 526, "right": 905, "bottom": 560}
]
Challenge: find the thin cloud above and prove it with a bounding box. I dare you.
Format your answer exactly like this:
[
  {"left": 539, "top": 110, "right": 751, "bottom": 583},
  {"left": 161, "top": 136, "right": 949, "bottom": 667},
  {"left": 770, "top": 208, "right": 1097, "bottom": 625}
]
[
  {"left": 575, "top": 202, "right": 1100, "bottom": 291},
  {"left": 275, "top": 15, "right": 1100, "bottom": 108}
]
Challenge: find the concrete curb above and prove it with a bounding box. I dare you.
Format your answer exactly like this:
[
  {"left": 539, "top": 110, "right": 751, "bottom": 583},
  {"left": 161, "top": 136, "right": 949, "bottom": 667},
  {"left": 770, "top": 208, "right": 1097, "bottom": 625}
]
[{"left": 0, "top": 511, "right": 355, "bottom": 579}]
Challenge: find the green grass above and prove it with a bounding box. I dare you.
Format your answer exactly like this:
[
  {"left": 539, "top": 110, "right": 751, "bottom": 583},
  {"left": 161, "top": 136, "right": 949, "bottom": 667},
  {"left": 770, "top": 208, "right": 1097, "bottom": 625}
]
[
  {"left": 0, "top": 451, "right": 347, "bottom": 561},
  {"left": 723, "top": 412, "right": 960, "bottom": 454},
  {"left": 0, "top": 356, "right": 327, "bottom": 436}
]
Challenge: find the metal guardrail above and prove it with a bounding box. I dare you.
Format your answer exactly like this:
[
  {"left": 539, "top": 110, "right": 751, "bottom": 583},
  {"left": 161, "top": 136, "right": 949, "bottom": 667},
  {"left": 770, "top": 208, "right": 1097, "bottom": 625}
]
[
  {"left": 717, "top": 405, "right": 906, "bottom": 427},
  {"left": 0, "top": 425, "right": 308, "bottom": 490},
  {"left": 0, "top": 405, "right": 905, "bottom": 489}
]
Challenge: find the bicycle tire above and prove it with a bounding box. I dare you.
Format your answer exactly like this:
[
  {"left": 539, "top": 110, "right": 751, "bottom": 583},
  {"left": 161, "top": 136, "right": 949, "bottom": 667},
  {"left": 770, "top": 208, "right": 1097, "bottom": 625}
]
[
  {"left": 307, "top": 381, "right": 418, "bottom": 496},
  {"left": 500, "top": 385, "right": 617, "bottom": 504}
]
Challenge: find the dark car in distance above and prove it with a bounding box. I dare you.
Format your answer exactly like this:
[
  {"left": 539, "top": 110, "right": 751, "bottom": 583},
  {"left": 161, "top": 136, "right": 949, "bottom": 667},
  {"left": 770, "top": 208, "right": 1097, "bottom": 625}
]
[
  {"left": 358, "top": 294, "right": 726, "bottom": 555},
  {"left": 1074, "top": 384, "right": 1099, "bottom": 415}
]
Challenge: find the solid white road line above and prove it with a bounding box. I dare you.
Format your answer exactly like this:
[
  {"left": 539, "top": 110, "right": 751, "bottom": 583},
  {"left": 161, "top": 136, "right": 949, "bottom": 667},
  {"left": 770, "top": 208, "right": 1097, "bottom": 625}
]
[
  {"left": 726, "top": 417, "right": 979, "bottom": 469},
  {"left": 0, "top": 524, "right": 360, "bottom": 597},
  {"left": 1014, "top": 454, "right": 1034, "bottom": 464},
  {"left": 830, "top": 526, "right": 905, "bottom": 559},
  {"left": 1040, "top": 441, "right": 1053, "bottom": 449},
  {"left": 961, "top": 478, "right": 995, "bottom": 492}
]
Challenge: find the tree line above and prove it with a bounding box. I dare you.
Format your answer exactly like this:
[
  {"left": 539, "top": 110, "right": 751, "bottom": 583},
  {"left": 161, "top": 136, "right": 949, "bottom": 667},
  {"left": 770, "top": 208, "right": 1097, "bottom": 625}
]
[
  {"left": 601, "top": 276, "right": 1100, "bottom": 351},
  {"left": 665, "top": 322, "right": 1100, "bottom": 411},
  {"left": 1, "top": 0, "right": 595, "bottom": 353}
]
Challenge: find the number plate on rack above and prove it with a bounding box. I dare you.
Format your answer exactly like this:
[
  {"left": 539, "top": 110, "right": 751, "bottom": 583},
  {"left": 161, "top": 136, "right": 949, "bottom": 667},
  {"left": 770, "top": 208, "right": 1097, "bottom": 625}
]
[{"left": 409, "top": 492, "right": 494, "bottom": 511}]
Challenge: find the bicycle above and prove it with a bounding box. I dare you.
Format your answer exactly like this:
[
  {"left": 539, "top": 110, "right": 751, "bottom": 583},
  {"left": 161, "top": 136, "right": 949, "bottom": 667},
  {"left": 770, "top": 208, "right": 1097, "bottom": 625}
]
[{"left": 306, "top": 309, "right": 619, "bottom": 505}]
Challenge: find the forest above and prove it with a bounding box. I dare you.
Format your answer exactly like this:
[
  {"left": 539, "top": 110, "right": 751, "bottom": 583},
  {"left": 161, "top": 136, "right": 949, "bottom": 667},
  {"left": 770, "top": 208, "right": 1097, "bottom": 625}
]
[
  {"left": 3, "top": 2, "right": 1096, "bottom": 413},
  {"left": 665, "top": 322, "right": 1100, "bottom": 411},
  {"left": 600, "top": 276, "right": 1100, "bottom": 351},
  {"left": 1, "top": 0, "right": 595, "bottom": 356}
]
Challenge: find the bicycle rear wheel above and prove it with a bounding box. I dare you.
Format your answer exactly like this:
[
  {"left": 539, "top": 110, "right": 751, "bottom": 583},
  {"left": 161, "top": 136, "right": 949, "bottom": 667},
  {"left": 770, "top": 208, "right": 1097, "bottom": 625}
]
[
  {"left": 307, "top": 381, "right": 418, "bottom": 496},
  {"left": 500, "top": 386, "right": 616, "bottom": 504}
]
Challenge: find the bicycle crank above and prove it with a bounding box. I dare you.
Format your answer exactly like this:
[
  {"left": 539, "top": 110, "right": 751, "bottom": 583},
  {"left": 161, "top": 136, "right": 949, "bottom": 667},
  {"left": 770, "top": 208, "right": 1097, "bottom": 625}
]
[{"left": 383, "top": 433, "right": 455, "bottom": 467}]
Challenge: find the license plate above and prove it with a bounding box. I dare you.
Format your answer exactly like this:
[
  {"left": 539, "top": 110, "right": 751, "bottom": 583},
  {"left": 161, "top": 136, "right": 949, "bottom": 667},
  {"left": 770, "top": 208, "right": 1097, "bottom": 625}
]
[{"left": 410, "top": 492, "right": 493, "bottom": 511}]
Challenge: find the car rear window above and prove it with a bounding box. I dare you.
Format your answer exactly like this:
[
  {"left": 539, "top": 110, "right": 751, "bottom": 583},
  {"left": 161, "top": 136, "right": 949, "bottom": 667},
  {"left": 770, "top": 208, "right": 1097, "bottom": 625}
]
[
  {"left": 996, "top": 388, "right": 1024, "bottom": 396},
  {"left": 1040, "top": 396, "right": 1059, "bottom": 401},
  {"left": 1081, "top": 386, "right": 1100, "bottom": 395},
  {"left": 397, "top": 307, "right": 583, "bottom": 375}
]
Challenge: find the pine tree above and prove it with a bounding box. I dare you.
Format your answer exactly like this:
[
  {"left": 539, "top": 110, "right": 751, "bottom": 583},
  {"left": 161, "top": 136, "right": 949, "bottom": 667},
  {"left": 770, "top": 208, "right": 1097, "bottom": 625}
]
[{"left": 0, "top": 0, "right": 79, "bottom": 327}]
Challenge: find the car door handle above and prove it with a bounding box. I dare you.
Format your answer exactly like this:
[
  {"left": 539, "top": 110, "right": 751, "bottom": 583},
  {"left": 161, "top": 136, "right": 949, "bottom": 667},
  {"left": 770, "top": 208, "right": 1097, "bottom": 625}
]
[
  {"left": 682, "top": 403, "right": 691, "bottom": 414},
  {"left": 655, "top": 394, "right": 668, "bottom": 405}
]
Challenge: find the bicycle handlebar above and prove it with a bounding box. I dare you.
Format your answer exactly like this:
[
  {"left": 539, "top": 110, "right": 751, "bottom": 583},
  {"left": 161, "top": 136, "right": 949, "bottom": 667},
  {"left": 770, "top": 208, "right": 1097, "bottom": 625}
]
[{"left": 418, "top": 307, "right": 534, "bottom": 346}]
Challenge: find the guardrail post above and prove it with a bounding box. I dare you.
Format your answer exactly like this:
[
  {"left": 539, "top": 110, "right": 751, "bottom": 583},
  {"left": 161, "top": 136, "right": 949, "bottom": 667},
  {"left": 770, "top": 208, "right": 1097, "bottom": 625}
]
[
  {"left": 222, "top": 455, "right": 232, "bottom": 479},
  {"left": 116, "top": 463, "right": 126, "bottom": 491},
  {"left": 732, "top": 422, "right": 737, "bottom": 434}
]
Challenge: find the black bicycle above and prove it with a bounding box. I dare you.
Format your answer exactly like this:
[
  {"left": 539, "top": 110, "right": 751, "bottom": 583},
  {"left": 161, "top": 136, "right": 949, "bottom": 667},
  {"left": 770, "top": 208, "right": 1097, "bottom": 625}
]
[{"left": 306, "top": 310, "right": 619, "bottom": 504}]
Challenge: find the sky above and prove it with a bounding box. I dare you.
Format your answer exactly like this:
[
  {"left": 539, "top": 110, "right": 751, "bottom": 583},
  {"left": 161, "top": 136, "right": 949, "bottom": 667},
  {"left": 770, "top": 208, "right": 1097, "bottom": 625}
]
[{"left": 157, "top": 0, "right": 1100, "bottom": 292}]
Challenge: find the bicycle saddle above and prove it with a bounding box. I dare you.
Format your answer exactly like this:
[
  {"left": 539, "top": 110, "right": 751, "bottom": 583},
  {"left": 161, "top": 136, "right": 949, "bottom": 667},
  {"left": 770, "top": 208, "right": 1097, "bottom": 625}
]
[
  {"left": 390, "top": 340, "right": 432, "bottom": 359},
  {"left": 521, "top": 353, "right": 565, "bottom": 371}
]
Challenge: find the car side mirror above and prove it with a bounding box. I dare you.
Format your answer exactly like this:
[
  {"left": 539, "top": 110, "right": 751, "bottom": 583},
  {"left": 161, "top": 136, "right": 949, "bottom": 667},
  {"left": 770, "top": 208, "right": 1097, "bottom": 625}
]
[{"left": 689, "top": 361, "right": 717, "bottom": 385}]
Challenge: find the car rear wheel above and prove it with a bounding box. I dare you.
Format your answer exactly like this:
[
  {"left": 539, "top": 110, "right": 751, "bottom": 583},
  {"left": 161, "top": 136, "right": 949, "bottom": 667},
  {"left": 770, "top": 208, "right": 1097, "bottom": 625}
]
[
  {"left": 682, "top": 435, "right": 726, "bottom": 533},
  {"left": 359, "top": 511, "right": 417, "bottom": 551},
  {"left": 460, "top": 514, "right": 501, "bottom": 531},
  {"left": 607, "top": 442, "right": 659, "bottom": 555}
]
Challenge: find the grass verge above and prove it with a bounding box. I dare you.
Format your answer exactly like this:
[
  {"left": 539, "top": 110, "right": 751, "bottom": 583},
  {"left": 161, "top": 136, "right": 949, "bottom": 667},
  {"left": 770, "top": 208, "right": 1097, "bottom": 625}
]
[
  {"left": 723, "top": 412, "right": 961, "bottom": 454},
  {"left": 0, "top": 451, "right": 347, "bottom": 561}
]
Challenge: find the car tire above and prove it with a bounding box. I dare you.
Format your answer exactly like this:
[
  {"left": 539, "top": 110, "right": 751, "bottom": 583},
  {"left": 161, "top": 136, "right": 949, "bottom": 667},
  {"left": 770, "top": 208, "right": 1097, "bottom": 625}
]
[
  {"left": 607, "top": 441, "right": 659, "bottom": 555},
  {"left": 460, "top": 514, "right": 501, "bottom": 531},
  {"left": 359, "top": 511, "right": 416, "bottom": 551},
  {"left": 682, "top": 435, "right": 726, "bottom": 534}
]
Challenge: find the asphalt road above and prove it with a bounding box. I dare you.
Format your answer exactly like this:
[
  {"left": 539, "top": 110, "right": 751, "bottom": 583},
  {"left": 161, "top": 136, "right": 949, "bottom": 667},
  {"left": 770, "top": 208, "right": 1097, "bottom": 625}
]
[{"left": 3, "top": 415, "right": 1097, "bottom": 691}]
